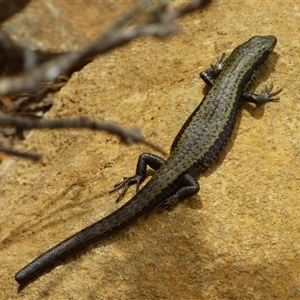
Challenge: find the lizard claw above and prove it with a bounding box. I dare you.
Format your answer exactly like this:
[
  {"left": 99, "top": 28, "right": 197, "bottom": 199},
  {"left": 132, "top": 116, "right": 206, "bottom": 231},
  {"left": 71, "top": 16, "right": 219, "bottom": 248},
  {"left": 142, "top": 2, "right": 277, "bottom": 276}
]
[
  {"left": 109, "top": 176, "right": 141, "bottom": 203},
  {"left": 257, "top": 83, "right": 282, "bottom": 102}
]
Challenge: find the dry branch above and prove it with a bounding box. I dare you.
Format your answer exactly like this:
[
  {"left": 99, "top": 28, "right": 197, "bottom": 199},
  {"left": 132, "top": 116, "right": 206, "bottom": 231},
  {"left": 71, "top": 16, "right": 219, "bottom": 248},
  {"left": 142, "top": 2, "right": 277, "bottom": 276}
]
[
  {"left": 0, "top": 0, "right": 211, "bottom": 161},
  {"left": 0, "top": 0, "right": 211, "bottom": 96}
]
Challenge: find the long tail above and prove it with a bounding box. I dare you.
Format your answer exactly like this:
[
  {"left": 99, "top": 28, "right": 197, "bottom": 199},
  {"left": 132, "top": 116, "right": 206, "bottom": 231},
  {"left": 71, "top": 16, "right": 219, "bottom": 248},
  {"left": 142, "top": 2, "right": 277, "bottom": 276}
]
[{"left": 15, "top": 184, "right": 159, "bottom": 286}]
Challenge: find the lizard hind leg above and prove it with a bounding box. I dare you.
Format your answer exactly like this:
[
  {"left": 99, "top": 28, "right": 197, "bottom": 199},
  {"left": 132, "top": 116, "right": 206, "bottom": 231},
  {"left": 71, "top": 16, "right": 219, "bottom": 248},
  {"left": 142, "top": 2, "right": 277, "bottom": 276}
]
[
  {"left": 151, "top": 173, "right": 200, "bottom": 212},
  {"left": 109, "top": 176, "right": 142, "bottom": 203},
  {"left": 109, "top": 153, "right": 165, "bottom": 203}
]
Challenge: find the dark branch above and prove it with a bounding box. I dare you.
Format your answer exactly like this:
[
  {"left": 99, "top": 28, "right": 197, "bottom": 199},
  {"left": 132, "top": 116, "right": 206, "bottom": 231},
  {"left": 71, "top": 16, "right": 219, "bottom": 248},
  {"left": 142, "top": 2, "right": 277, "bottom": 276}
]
[
  {"left": 0, "top": 114, "right": 167, "bottom": 155},
  {"left": 0, "top": 0, "right": 211, "bottom": 96},
  {"left": 0, "top": 146, "right": 41, "bottom": 161},
  {"left": 0, "top": 1, "right": 211, "bottom": 161},
  {"left": 0, "top": 0, "right": 31, "bottom": 24},
  {"left": 0, "top": 31, "right": 59, "bottom": 73}
]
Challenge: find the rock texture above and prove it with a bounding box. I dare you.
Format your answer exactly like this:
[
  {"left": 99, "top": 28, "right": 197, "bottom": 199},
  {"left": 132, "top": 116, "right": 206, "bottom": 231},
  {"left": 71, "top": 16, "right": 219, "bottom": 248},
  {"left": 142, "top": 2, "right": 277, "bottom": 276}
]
[{"left": 1, "top": 1, "right": 299, "bottom": 299}]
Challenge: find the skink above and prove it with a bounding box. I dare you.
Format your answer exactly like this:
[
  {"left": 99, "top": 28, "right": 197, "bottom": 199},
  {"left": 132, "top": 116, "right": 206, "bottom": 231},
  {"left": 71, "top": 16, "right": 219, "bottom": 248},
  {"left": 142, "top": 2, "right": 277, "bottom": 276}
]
[{"left": 15, "top": 35, "right": 282, "bottom": 285}]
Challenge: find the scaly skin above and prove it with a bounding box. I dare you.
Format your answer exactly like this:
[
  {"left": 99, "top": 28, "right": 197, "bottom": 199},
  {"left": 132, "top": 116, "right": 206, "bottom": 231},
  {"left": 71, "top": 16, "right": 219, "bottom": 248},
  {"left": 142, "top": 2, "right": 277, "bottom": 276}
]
[{"left": 15, "top": 35, "right": 281, "bottom": 286}]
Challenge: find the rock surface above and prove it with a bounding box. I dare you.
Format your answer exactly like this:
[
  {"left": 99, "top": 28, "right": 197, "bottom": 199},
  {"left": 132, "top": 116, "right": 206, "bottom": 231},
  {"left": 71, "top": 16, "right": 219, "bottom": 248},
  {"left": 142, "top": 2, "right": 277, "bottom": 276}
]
[{"left": 1, "top": 1, "right": 299, "bottom": 299}]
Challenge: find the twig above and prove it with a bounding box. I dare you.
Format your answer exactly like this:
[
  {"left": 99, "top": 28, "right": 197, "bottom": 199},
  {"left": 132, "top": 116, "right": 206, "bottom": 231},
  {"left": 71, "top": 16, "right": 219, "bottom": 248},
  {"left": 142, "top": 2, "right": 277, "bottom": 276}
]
[
  {"left": 0, "top": 1, "right": 211, "bottom": 161},
  {"left": 0, "top": 0, "right": 31, "bottom": 24},
  {"left": 0, "top": 114, "right": 167, "bottom": 155},
  {"left": 0, "top": 146, "right": 41, "bottom": 161},
  {"left": 0, "top": 0, "right": 211, "bottom": 96}
]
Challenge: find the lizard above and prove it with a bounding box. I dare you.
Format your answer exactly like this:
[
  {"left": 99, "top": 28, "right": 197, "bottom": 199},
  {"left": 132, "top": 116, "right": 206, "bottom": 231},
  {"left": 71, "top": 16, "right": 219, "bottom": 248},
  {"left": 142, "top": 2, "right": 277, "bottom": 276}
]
[{"left": 15, "top": 35, "right": 282, "bottom": 285}]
